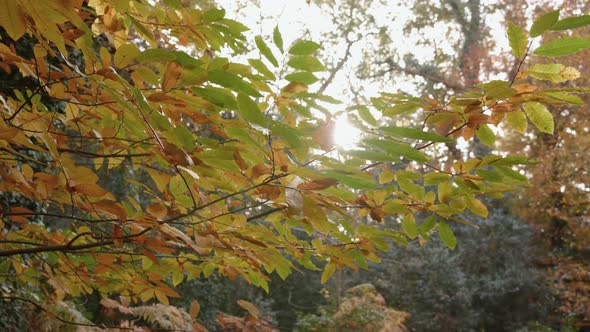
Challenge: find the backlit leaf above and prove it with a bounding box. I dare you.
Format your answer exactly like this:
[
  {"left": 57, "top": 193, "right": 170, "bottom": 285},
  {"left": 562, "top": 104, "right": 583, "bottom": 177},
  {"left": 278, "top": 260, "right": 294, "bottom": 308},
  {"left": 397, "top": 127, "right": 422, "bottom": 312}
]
[
  {"left": 273, "top": 25, "right": 284, "bottom": 53},
  {"left": 507, "top": 22, "right": 528, "bottom": 58},
  {"left": 289, "top": 40, "right": 321, "bottom": 55},
  {"left": 379, "top": 126, "right": 452, "bottom": 143},
  {"left": 285, "top": 72, "right": 319, "bottom": 84},
  {"left": 530, "top": 10, "right": 560, "bottom": 37},
  {"left": 255, "top": 36, "right": 278, "bottom": 67},
  {"left": 287, "top": 56, "right": 326, "bottom": 72},
  {"left": 237, "top": 92, "right": 266, "bottom": 126}
]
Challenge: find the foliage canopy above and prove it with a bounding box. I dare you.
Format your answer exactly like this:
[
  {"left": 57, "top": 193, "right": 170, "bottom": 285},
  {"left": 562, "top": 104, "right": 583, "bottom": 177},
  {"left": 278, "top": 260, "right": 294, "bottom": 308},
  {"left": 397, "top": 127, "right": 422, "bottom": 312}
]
[{"left": 0, "top": 0, "right": 589, "bottom": 328}]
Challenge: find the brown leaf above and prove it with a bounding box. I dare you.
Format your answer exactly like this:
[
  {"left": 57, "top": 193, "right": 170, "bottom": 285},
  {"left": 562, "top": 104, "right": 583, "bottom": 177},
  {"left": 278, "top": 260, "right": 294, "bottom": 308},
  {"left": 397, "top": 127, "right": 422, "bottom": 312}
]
[
  {"left": 162, "top": 62, "right": 182, "bottom": 92},
  {"left": 146, "top": 202, "right": 168, "bottom": 219},
  {"left": 113, "top": 224, "right": 123, "bottom": 248},
  {"left": 233, "top": 150, "right": 248, "bottom": 170},
  {"left": 251, "top": 164, "right": 272, "bottom": 179},
  {"left": 297, "top": 178, "right": 338, "bottom": 190}
]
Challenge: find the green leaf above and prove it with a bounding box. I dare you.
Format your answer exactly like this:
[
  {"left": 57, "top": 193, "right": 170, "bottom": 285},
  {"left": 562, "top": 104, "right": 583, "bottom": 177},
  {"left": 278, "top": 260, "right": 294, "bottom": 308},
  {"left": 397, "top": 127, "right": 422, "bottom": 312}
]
[
  {"left": 172, "top": 125, "right": 196, "bottom": 151},
  {"left": 355, "top": 106, "right": 377, "bottom": 126},
  {"left": 495, "top": 165, "right": 528, "bottom": 182},
  {"left": 506, "top": 109, "right": 527, "bottom": 134},
  {"left": 507, "top": 22, "right": 528, "bottom": 58},
  {"left": 255, "top": 36, "right": 278, "bottom": 67},
  {"left": 438, "top": 221, "right": 457, "bottom": 250},
  {"left": 237, "top": 92, "right": 266, "bottom": 126},
  {"left": 522, "top": 102, "right": 554, "bottom": 134},
  {"left": 137, "top": 49, "right": 202, "bottom": 68},
  {"left": 476, "top": 124, "right": 495, "bottom": 146},
  {"left": 208, "top": 69, "right": 261, "bottom": 97},
  {"left": 478, "top": 80, "right": 517, "bottom": 100},
  {"left": 204, "top": 8, "right": 225, "bottom": 22},
  {"left": 284, "top": 72, "right": 319, "bottom": 84},
  {"left": 321, "top": 261, "right": 336, "bottom": 284},
  {"left": 380, "top": 126, "right": 452, "bottom": 143},
  {"left": 475, "top": 169, "right": 503, "bottom": 182},
  {"left": 530, "top": 10, "right": 560, "bottom": 37},
  {"left": 402, "top": 214, "right": 418, "bottom": 239},
  {"left": 550, "top": 15, "right": 590, "bottom": 31},
  {"left": 543, "top": 91, "right": 584, "bottom": 105},
  {"left": 533, "top": 37, "right": 590, "bottom": 57},
  {"left": 363, "top": 139, "right": 429, "bottom": 162},
  {"left": 289, "top": 40, "right": 321, "bottom": 55},
  {"left": 418, "top": 215, "right": 437, "bottom": 236},
  {"left": 273, "top": 25, "right": 284, "bottom": 53},
  {"left": 424, "top": 173, "right": 451, "bottom": 186},
  {"left": 248, "top": 59, "right": 275, "bottom": 80},
  {"left": 322, "top": 170, "right": 378, "bottom": 190},
  {"left": 528, "top": 64, "right": 580, "bottom": 83},
  {"left": 438, "top": 181, "right": 453, "bottom": 203},
  {"left": 192, "top": 86, "right": 237, "bottom": 110},
  {"left": 287, "top": 56, "right": 326, "bottom": 72},
  {"left": 397, "top": 177, "right": 425, "bottom": 200}
]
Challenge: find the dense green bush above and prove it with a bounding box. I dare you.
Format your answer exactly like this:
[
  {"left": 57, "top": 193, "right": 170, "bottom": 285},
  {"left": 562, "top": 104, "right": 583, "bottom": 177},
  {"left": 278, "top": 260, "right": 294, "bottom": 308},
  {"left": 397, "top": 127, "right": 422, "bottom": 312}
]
[{"left": 349, "top": 206, "right": 555, "bottom": 331}]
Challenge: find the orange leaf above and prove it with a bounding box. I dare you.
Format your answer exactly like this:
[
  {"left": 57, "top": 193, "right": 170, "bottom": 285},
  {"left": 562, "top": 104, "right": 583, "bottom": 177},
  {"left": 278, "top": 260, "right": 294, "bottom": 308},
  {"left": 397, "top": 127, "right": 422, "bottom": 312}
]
[
  {"left": 297, "top": 178, "right": 337, "bottom": 190},
  {"left": 146, "top": 202, "right": 168, "bottom": 219},
  {"left": 93, "top": 200, "right": 127, "bottom": 223},
  {"left": 162, "top": 62, "right": 182, "bottom": 92},
  {"left": 189, "top": 300, "right": 201, "bottom": 319},
  {"left": 73, "top": 183, "right": 109, "bottom": 197},
  {"left": 233, "top": 150, "right": 248, "bottom": 170},
  {"left": 237, "top": 299, "right": 260, "bottom": 318},
  {"left": 112, "top": 224, "right": 123, "bottom": 248}
]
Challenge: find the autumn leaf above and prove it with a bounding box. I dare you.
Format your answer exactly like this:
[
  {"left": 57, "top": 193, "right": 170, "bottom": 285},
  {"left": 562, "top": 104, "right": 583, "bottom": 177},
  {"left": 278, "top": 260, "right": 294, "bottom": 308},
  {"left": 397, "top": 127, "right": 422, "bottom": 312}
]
[{"left": 297, "top": 178, "right": 338, "bottom": 190}]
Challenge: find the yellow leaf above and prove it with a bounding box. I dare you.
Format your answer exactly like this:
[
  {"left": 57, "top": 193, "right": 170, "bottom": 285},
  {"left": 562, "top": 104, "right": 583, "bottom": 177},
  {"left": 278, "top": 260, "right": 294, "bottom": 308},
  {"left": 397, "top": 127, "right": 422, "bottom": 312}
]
[
  {"left": 321, "top": 261, "right": 336, "bottom": 284},
  {"left": 155, "top": 290, "right": 169, "bottom": 305},
  {"left": 507, "top": 110, "right": 528, "bottom": 134},
  {"left": 0, "top": 0, "right": 26, "bottom": 40},
  {"left": 237, "top": 299, "right": 259, "bottom": 318},
  {"left": 438, "top": 182, "right": 453, "bottom": 203},
  {"left": 114, "top": 43, "right": 140, "bottom": 68},
  {"left": 466, "top": 196, "right": 488, "bottom": 218}
]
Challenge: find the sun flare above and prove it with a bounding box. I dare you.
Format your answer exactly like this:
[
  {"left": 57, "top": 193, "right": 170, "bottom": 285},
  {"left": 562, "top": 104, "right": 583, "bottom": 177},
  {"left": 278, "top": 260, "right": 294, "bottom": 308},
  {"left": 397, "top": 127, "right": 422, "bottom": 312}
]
[{"left": 333, "top": 117, "right": 362, "bottom": 149}]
